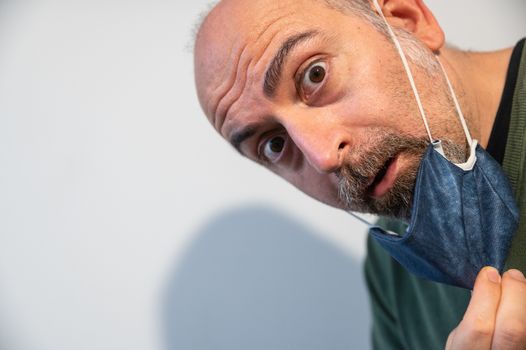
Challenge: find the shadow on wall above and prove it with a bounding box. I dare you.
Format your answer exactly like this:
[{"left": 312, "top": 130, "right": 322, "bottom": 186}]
[{"left": 162, "top": 205, "right": 371, "bottom": 350}]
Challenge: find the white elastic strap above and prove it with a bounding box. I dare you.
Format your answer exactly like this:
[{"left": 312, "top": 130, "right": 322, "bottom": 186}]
[
  {"left": 348, "top": 211, "right": 374, "bottom": 226},
  {"left": 371, "top": 0, "right": 434, "bottom": 143},
  {"left": 436, "top": 56, "right": 474, "bottom": 146},
  {"left": 347, "top": 211, "right": 400, "bottom": 236}
]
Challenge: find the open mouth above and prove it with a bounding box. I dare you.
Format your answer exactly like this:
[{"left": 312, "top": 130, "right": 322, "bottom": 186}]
[{"left": 367, "top": 156, "right": 398, "bottom": 198}]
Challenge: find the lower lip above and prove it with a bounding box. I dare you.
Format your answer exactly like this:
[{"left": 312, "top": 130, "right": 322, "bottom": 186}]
[{"left": 371, "top": 156, "right": 400, "bottom": 199}]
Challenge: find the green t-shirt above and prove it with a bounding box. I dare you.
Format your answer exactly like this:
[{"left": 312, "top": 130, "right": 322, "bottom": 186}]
[{"left": 365, "top": 39, "right": 526, "bottom": 350}]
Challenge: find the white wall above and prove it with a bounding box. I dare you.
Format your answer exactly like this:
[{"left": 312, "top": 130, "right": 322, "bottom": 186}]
[{"left": 0, "top": 1, "right": 524, "bottom": 349}]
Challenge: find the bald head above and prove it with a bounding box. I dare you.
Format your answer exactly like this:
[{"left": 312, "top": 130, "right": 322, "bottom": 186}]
[
  {"left": 192, "top": 0, "right": 451, "bottom": 212},
  {"left": 195, "top": 0, "right": 381, "bottom": 121},
  {"left": 194, "top": 0, "right": 438, "bottom": 123},
  {"left": 193, "top": 0, "right": 352, "bottom": 113}
]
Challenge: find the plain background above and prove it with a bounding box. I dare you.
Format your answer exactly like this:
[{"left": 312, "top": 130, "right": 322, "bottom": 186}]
[{"left": 0, "top": 1, "right": 525, "bottom": 349}]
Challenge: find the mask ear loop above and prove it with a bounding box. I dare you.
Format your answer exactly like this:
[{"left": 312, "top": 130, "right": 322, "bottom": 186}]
[
  {"left": 371, "top": 0, "right": 434, "bottom": 144},
  {"left": 347, "top": 0, "right": 434, "bottom": 232},
  {"left": 348, "top": 211, "right": 400, "bottom": 236},
  {"left": 436, "top": 57, "right": 474, "bottom": 147}
]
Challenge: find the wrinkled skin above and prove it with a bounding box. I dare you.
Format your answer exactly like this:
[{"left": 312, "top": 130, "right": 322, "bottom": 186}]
[{"left": 194, "top": 0, "right": 471, "bottom": 218}]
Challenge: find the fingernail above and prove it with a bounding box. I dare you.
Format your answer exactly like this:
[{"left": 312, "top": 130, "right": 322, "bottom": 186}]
[
  {"left": 486, "top": 267, "right": 501, "bottom": 284},
  {"left": 507, "top": 269, "right": 526, "bottom": 281}
]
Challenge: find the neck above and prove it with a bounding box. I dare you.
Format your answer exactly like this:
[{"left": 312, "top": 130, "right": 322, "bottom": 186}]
[{"left": 439, "top": 45, "right": 513, "bottom": 148}]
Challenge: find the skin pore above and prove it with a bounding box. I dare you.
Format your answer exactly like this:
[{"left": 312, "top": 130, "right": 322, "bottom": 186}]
[{"left": 194, "top": 0, "right": 512, "bottom": 219}]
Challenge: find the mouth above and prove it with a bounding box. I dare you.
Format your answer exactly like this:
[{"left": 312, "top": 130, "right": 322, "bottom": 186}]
[{"left": 367, "top": 155, "right": 400, "bottom": 199}]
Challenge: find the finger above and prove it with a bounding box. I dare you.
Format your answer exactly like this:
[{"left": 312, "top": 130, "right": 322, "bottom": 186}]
[
  {"left": 446, "top": 266, "right": 501, "bottom": 350},
  {"left": 491, "top": 269, "right": 526, "bottom": 350}
]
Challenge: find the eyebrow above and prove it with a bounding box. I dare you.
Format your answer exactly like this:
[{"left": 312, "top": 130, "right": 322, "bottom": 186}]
[
  {"left": 229, "top": 31, "right": 319, "bottom": 155},
  {"left": 263, "top": 30, "right": 319, "bottom": 97},
  {"left": 231, "top": 124, "right": 259, "bottom": 154}
]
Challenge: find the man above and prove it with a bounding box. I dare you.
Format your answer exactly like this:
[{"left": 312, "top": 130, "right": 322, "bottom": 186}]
[{"left": 193, "top": 0, "right": 526, "bottom": 348}]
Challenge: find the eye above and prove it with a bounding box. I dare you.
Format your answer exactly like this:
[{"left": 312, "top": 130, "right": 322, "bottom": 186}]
[
  {"left": 300, "top": 61, "right": 327, "bottom": 99},
  {"left": 262, "top": 135, "right": 286, "bottom": 163}
]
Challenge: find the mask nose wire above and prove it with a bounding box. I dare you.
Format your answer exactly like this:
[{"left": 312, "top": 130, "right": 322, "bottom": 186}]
[
  {"left": 436, "top": 57, "right": 474, "bottom": 146},
  {"left": 371, "top": 0, "right": 434, "bottom": 144}
]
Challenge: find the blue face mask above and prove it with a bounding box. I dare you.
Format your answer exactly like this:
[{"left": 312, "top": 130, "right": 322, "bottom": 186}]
[
  {"left": 369, "top": 140, "right": 519, "bottom": 289},
  {"left": 356, "top": 1, "right": 520, "bottom": 289}
]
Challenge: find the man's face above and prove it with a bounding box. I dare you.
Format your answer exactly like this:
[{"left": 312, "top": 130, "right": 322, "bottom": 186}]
[{"left": 194, "top": 0, "right": 466, "bottom": 218}]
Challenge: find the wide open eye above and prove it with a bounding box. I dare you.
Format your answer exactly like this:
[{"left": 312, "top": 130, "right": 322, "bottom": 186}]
[
  {"left": 300, "top": 61, "right": 327, "bottom": 99},
  {"left": 262, "top": 136, "right": 285, "bottom": 163}
]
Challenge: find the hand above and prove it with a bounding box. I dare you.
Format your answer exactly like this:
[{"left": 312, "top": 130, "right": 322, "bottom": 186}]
[{"left": 446, "top": 267, "right": 526, "bottom": 350}]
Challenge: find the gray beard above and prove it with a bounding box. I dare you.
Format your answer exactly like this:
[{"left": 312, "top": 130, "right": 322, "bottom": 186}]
[{"left": 336, "top": 131, "right": 466, "bottom": 220}]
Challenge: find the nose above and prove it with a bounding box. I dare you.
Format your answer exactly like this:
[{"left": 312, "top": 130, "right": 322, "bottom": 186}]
[{"left": 283, "top": 113, "right": 349, "bottom": 174}]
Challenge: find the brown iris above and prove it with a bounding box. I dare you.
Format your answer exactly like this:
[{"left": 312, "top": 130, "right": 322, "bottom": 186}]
[
  {"left": 309, "top": 65, "right": 326, "bottom": 83},
  {"left": 269, "top": 137, "right": 285, "bottom": 153}
]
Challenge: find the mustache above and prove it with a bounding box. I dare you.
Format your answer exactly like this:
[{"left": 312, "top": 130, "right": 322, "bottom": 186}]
[{"left": 336, "top": 133, "right": 429, "bottom": 216}]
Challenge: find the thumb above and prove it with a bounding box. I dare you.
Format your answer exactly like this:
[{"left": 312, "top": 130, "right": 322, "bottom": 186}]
[{"left": 445, "top": 266, "right": 502, "bottom": 349}]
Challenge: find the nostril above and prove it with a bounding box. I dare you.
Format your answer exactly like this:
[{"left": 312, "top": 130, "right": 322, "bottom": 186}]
[
  {"left": 337, "top": 141, "right": 348, "bottom": 168},
  {"left": 338, "top": 141, "right": 347, "bottom": 151}
]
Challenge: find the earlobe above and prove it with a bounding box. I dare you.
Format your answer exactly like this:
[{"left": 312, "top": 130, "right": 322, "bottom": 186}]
[{"left": 374, "top": 0, "right": 445, "bottom": 51}]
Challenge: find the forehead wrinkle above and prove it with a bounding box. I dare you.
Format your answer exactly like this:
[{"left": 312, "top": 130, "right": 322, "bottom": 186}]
[
  {"left": 212, "top": 22, "right": 282, "bottom": 132},
  {"left": 250, "top": 11, "right": 299, "bottom": 69},
  {"left": 219, "top": 58, "right": 252, "bottom": 137},
  {"left": 219, "top": 34, "right": 281, "bottom": 137},
  {"left": 209, "top": 43, "right": 247, "bottom": 128},
  {"left": 215, "top": 19, "right": 292, "bottom": 136},
  {"left": 212, "top": 8, "right": 315, "bottom": 139},
  {"left": 254, "top": 12, "right": 294, "bottom": 42},
  {"left": 212, "top": 44, "right": 251, "bottom": 132},
  {"left": 217, "top": 54, "right": 261, "bottom": 138}
]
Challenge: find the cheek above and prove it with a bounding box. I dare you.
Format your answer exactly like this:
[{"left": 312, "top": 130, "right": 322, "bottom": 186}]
[
  {"left": 330, "top": 75, "right": 397, "bottom": 130},
  {"left": 338, "top": 49, "right": 426, "bottom": 136},
  {"left": 342, "top": 84, "right": 426, "bottom": 139}
]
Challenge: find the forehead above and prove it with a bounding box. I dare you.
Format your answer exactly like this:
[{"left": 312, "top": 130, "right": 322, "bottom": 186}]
[{"left": 194, "top": 0, "right": 359, "bottom": 110}]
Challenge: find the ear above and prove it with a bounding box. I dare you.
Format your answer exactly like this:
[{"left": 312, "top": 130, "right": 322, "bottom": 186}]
[{"left": 374, "top": 0, "right": 445, "bottom": 51}]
